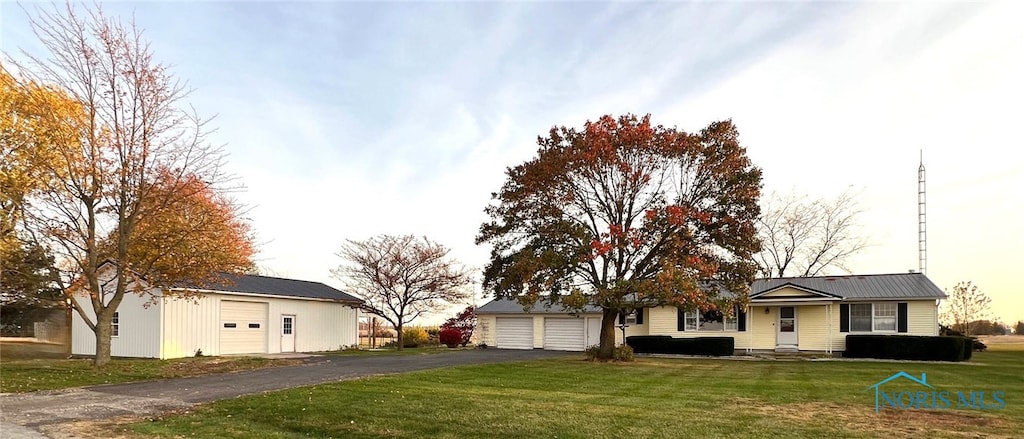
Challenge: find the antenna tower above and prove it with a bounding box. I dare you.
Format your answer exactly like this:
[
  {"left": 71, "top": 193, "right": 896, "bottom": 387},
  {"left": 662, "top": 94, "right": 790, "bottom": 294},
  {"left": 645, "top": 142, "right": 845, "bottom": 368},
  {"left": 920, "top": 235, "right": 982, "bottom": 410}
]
[{"left": 918, "top": 151, "right": 927, "bottom": 275}]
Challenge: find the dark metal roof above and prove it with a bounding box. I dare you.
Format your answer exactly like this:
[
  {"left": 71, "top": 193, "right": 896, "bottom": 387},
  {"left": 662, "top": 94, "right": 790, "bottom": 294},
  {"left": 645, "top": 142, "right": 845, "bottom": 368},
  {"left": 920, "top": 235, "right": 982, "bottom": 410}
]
[
  {"left": 478, "top": 273, "right": 945, "bottom": 313},
  {"left": 752, "top": 273, "right": 946, "bottom": 300},
  {"left": 179, "top": 273, "right": 363, "bottom": 303},
  {"left": 476, "top": 299, "right": 603, "bottom": 314}
]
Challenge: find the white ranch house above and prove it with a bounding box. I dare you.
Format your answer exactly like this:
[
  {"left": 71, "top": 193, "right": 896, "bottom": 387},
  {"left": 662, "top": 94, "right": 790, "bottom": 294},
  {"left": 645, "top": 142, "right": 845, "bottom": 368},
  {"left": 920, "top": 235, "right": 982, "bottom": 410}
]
[
  {"left": 71, "top": 272, "right": 362, "bottom": 359},
  {"left": 476, "top": 272, "right": 945, "bottom": 353}
]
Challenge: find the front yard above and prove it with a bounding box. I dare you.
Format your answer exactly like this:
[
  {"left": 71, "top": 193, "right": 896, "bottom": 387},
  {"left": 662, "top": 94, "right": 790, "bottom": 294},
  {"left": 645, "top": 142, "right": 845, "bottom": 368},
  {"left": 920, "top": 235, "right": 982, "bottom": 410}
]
[
  {"left": 124, "top": 345, "right": 1023, "bottom": 438},
  {"left": 0, "top": 356, "right": 302, "bottom": 393}
]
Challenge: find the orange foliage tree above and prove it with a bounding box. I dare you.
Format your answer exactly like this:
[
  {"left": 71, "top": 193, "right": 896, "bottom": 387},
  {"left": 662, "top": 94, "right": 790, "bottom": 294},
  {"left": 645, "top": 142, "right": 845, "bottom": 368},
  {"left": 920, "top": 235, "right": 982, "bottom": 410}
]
[
  {"left": 478, "top": 114, "right": 762, "bottom": 359},
  {"left": 8, "top": 3, "right": 255, "bottom": 366}
]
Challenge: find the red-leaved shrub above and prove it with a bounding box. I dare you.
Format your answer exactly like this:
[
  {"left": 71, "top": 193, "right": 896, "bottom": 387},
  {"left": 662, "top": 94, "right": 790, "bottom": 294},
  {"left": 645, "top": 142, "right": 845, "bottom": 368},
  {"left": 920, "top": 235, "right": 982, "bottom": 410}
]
[{"left": 439, "top": 328, "right": 462, "bottom": 348}]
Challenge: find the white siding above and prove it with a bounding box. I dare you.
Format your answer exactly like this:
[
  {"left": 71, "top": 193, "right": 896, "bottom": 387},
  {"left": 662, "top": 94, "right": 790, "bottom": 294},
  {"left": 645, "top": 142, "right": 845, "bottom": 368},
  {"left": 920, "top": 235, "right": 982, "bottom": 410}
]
[
  {"left": 71, "top": 288, "right": 161, "bottom": 358},
  {"left": 908, "top": 300, "right": 940, "bottom": 335},
  {"left": 161, "top": 294, "right": 358, "bottom": 358},
  {"left": 161, "top": 294, "right": 219, "bottom": 358},
  {"left": 266, "top": 297, "right": 359, "bottom": 353},
  {"left": 477, "top": 315, "right": 496, "bottom": 346}
]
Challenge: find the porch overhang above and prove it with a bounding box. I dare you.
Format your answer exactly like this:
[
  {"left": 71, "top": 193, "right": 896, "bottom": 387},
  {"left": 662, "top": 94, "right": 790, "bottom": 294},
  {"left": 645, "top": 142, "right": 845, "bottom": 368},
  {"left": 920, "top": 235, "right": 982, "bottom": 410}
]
[{"left": 749, "top": 298, "right": 841, "bottom": 307}]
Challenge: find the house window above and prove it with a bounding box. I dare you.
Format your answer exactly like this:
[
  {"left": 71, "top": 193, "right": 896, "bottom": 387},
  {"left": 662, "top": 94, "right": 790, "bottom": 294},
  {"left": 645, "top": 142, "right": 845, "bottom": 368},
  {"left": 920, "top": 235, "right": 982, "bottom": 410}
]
[
  {"left": 724, "top": 313, "right": 738, "bottom": 331},
  {"left": 684, "top": 311, "right": 699, "bottom": 331},
  {"left": 699, "top": 310, "right": 725, "bottom": 331},
  {"left": 111, "top": 312, "right": 119, "bottom": 337},
  {"left": 850, "top": 304, "right": 872, "bottom": 332},
  {"left": 874, "top": 303, "right": 897, "bottom": 331},
  {"left": 680, "top": 310, "right": 738, "bottom": 332}
]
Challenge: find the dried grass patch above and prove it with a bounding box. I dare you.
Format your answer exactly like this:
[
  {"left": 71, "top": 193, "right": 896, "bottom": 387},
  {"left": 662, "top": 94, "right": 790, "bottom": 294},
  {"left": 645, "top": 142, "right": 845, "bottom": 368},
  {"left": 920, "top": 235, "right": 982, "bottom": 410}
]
[{"left": 735, "top": 398, "right": 1010, "bottom": 438}]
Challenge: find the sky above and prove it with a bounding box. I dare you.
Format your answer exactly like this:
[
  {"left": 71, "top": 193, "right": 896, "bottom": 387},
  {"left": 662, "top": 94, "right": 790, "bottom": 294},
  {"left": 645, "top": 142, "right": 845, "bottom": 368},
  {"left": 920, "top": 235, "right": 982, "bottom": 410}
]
[{"left": 3, "top": 1, "right": 1022, "bottom": 326}]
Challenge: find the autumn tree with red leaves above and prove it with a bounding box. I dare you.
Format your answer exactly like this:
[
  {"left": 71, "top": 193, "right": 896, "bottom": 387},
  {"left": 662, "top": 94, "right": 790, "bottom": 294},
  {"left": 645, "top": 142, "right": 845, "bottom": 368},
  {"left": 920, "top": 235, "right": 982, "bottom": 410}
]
[
  {"left": 333, "top": 235, "right": 473, "bottom": 350},
  {"left": 7, "top": 3, "right": 254, "bottom": 366},
  {"left": 440, "top": 306, "right": 477, "bottom": 347},
  {"left": 478, "top": 114, "right": 762, "bottom": 360}
]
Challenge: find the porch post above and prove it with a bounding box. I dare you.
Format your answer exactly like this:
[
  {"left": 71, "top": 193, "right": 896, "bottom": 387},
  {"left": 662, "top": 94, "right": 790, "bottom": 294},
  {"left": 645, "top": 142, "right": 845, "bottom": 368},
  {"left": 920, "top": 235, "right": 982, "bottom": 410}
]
[
  {"left": 747, "top": 306, "right": 752, "bottom": 353},
  {"left": 826, "top": 304, "right": 832, "bottom": 354}
]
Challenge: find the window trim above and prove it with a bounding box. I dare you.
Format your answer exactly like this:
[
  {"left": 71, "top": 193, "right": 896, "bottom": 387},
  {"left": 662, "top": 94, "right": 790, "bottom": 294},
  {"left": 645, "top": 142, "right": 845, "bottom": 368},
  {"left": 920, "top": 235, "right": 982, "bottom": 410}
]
[{"left": 111, "top": 312, "right": 119, "bottom": 337}]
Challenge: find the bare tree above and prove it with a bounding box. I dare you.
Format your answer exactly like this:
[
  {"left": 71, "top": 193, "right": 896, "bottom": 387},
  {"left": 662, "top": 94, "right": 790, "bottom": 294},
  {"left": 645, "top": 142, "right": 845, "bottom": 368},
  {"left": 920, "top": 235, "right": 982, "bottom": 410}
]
[
  {"left": 7, "top": 3, "right": 252, "bottom": 366},
  {"left": 333, "top": 235, "right": 472, "bottom": 350},
  {"left": 755, "top": 189, "right": 868, "bottom": 278},
  {"left": 942, "top": 281, "right": 992, "bottom": 336}
]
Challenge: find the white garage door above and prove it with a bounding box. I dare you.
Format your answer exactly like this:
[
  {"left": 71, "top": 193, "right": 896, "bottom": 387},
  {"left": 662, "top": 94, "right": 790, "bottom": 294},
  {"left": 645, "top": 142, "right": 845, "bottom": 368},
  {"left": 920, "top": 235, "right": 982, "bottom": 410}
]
[
  {"left": 495, "top": 317, "right": 534, "bottom": 349},
  {"left": 220, "top": 301, "right": 268, "bottom": 355},
  {"left": 544, "top": 318, "right": 585, "bottom": 351}
]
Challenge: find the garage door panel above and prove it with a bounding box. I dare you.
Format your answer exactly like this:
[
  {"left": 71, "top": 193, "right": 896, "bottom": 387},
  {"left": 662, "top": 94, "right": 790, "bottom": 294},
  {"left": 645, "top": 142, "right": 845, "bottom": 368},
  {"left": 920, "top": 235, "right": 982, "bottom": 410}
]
[
  {"left": 544, "top": 318, "right": 585, "bottom": 351},
  {"left": 220, "top": 301, "right": 268, "bottom": 355},
  {"left": 496, "top": 317, "right": 533, "bottom": 349}
]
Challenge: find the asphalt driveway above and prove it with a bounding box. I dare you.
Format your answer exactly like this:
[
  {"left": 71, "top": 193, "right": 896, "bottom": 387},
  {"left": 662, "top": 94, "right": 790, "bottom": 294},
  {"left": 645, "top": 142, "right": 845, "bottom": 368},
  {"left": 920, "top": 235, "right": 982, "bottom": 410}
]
[{"left": 0, "top": 349, "right": 573, "bottom": 438}]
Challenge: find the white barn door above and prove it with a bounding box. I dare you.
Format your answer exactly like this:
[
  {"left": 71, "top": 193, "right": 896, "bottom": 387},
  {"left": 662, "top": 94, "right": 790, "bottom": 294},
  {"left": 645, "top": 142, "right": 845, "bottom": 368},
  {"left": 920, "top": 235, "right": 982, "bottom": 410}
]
[{"left": 220, "top": 301, "right": 268, "bottom": 355}]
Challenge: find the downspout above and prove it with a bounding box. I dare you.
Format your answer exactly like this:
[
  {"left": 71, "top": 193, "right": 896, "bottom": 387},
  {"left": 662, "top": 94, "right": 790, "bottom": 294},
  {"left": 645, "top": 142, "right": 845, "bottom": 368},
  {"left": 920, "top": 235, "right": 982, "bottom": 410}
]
[{"left": 159, "top": 291, "right": 166, "bottom": 359}]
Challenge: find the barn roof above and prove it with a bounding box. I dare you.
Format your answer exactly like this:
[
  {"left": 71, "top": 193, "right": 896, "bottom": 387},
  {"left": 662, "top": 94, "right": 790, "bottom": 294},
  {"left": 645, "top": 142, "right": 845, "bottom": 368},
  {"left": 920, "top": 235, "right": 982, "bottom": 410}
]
[{"left": 178, "top": 273, "right": 363, "bottom": 303}]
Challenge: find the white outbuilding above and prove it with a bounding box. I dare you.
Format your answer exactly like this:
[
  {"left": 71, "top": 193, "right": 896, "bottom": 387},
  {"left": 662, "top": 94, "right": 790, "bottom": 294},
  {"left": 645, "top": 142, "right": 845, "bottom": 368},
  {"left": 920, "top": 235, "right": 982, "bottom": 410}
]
[{"left": 71, "top": 271, "right": 362, "bottom": 359}]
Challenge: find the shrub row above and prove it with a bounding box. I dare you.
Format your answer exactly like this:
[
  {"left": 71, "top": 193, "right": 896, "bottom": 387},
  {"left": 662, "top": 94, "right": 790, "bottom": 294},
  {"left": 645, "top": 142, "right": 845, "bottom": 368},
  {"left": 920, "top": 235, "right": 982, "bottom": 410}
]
[
  {"left": 844, "top": 335, "right": 973, "bottom": 362},
  {"left": 626, "top": 336, "right": 734, "bottom": 356}
]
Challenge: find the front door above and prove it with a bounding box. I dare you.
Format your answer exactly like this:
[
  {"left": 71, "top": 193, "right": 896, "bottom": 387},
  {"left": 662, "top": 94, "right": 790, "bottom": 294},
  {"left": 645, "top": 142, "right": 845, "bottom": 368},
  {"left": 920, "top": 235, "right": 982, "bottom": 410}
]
[
  {"left": 281, "top": 315, "right": 295, "bottom": 352},
  {"left": 777, "top": 306, "right": 797, "bottom": 347}
]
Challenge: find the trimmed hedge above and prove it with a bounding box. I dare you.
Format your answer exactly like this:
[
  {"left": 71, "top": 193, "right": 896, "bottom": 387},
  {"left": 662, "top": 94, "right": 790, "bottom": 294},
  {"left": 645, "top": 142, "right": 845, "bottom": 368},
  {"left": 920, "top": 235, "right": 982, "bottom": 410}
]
[
  {"left": 627, "top": 336, "right": 734, "bottom": 356},
  {"left": 845, "top": 335, "right": 971, "bottom": 362}
]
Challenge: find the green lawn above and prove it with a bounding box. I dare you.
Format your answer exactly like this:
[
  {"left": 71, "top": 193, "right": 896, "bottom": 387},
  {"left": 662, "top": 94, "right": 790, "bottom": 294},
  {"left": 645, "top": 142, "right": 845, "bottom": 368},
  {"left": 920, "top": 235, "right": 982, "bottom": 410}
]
[
  {"left": 0, "top": 356, "right": 301, "bottom": 393},
  {"left": 128, "top": 349, "right": 1024, "bottom": 438}
]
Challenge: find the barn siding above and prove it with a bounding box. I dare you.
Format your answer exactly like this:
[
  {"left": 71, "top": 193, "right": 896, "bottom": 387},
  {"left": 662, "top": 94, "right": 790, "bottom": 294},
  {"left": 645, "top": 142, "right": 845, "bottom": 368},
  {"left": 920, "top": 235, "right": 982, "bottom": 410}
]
[
  {"left": 160, "top": 294, "right": 220, "bottom": 358},
  {"left": 71, "top": 288, "right": 161, "bottom": 358},
  {"left": 266, "top": 297, "right": 359, "bottom": 353}
]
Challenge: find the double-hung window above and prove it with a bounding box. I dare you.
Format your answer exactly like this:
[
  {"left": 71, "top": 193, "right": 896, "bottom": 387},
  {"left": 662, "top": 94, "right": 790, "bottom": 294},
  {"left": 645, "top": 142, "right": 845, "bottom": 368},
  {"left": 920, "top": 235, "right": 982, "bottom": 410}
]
[
  {"left": 873, "top": 303, "right": 897, "bottom": 331},
  {"left": 849, "top": 304, "right": 872, "bottom": 332},
  {"left": 111, "top": 312, "right": 120, "bottom": 337},
  {"left": 684, "top": 311, "right": 699, "bottom": 331}
]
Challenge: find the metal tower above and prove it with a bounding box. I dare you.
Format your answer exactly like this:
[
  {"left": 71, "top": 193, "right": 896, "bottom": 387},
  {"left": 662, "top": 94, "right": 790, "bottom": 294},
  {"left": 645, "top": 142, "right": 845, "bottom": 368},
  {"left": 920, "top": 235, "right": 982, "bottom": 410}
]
[{"left": 918, "top": 151, "right": 927, "bottom": 275}]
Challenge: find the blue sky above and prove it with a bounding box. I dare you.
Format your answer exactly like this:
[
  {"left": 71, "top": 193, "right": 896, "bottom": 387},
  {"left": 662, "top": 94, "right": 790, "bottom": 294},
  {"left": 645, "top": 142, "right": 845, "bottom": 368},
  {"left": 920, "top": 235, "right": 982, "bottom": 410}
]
[{"left": 3, "top": 1, "right": 1022, "bottom": 325}]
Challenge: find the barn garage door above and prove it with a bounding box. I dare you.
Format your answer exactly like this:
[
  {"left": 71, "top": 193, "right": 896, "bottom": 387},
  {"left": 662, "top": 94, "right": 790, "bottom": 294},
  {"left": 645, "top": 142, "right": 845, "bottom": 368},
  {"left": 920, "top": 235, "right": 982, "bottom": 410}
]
[
  {"left": 220, "top": 301, "right": 268, "bottom": 355},
  {"left": 544, "top": 318, "right": 585, "bottom": 351},
  {"left": 495, "top": 317, "right": 534, "bottom": 349}
]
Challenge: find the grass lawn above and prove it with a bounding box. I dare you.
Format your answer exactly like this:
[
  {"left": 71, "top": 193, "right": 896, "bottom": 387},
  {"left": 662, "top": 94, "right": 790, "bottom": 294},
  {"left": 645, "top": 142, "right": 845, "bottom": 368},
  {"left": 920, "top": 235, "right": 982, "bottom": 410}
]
[
  {"left": 0, "top": 356, "right": 301, "bottom": 393},
  {"left": 126, "top": 347, "right": 1024, "bottom": 438}
]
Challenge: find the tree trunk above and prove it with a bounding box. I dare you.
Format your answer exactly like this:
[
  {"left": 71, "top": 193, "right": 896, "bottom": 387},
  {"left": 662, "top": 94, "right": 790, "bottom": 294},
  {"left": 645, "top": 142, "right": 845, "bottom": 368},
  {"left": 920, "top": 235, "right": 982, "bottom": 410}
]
[
  {"left": 93, "top": 310, "right": 113, "bottom": 367},
  {"left": 395, "top": 323, "right": 404, "bottom": 351},
  {"left": 598, "top": 308, "right": 618, "bottom": 360}
]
